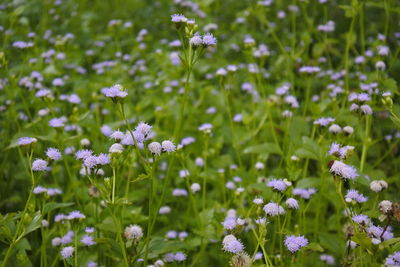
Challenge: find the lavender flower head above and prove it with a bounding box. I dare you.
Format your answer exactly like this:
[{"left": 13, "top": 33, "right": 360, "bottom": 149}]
[
  {"left": 102, "top": 84, "right": 128, "bottom": 99},
  {"left": 46, "top": 147, "right": 62, "bottom": 161},
  {"left": 284, "top": 235, "right": 308, "bottom": 253},
  {"left": 202, "top": 33, "right": 217, "bottom": 46},
  {"left": 17, "top": 137, "right": 37, "bottom": 146},
  {"left": 222, "top": 235, "right": 244, "bottom": 254},
  {"left": 267, "top": 179, "right": 288, "bottom": 191},
  {"left": 329, "top": 160, "right": 359, "bottom": 180},
  {"left": 32, "top": 159, "right": 48, "bottom": 171},
  {"left": 345, "top": 189, "right": 368, "bottom": 203},
  {"left": 385, "top": 251, "right": 400, "bottom": 266},
  {"left": 60, "top": 246, "right": 74, "bottom": 259},
  {"left": 263, "top": 202, "right": 285, "bottom": 216}
]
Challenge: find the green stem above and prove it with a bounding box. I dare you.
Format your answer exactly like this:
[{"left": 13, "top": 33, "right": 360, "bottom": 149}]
[{"left": 143, "top": 161, "right": 156, "bottom": 266}]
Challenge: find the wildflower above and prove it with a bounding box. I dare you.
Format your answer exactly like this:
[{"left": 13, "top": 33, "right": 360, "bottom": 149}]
[
  {"left": 267, "top": 179, "right": 288, "bottom": 191},
  {"left": 84, "top": 155, "right": 98, "bottom": 169},
  {"left": 171, "top": 14, "right": 188, "bottom": 23},
  {"left": 67, "top": 210, "right": 86, "bottom": 220},
  {"left": 263, "top": 202, "right": 285, "bottom": 216},
  {"left": 124, "top": 224, "right": 143, "bottom": 241},
  {"left": 190, "top": 34, "right": 203, "bottom": 46},
  {"left": 385, "top": 251, "right": 400, "bottom": 266},
  {"left": 49, "top": 117, "right": 65, "bottom": 128},
  {"left": 148, "top": 142, "right": 162, "bottom": 155},
  {"left": 154, "top": 260, "right": 164, "bottom": 267},
  {"left": 222, "top": 235, "right": 244, "bottom": 254},
  {"left": 198, "top": 123, "right": 213, "bottom": 133},
  {"left": 101, "top": 125, "right": 113, "bottom": 137},
  {"left": 109, "top": 143, "right": 124, "bottom": 154},
  {"left": 172, "top": 188, "right": 188, "bottom": 196},
  {"left": 162, "top": 140, "right": 175, "bottom": 153},
  {"left": 370, "top": 180, "right": 388, "bottom": 192},
  {"left": 292, "top": 188, "right": 317, "bottom": 199},
  {"left": 135, "top": 122, "right": 152, "bottom": 137},
  {"left": 284, "top": 235, "right": 308, "bottom": 253},
  {"left": 81, "top": 235, "right": 96, "bottom": 246},
  {"left": 46, "top": 148, "right": 62, "bottom": 160},
  {"left": 60, "top": 246, "right": 74, "bottom": 259},
  {"left": 230, "top": 252, "right": 251, "bottom": 267},
  {"left": 329, "top": 124, "right": 342, "bottom": 134},
  {"left": 159, "top": 206, "right": 171, "bottom": 214},
  {"left": 47, "top": 188, "right": 62, "bottom": 196},
  {"left": 110, "top": 130, "right": 125, "bottom": 140},
  {"left": 352, "top": 214, "right": 371, "bottom": 225},
  {"left": 320, "top": 254, "right": 335, "bottom": 265},
  {"left": 102, "top": 84, "right": 128, "bottom": 99},
  {"left": 345, "top": 189, "right": 368, "bottom": 203},
  {"left": 253, "top": 197, "right": 263, "bottom": 205},
  {"left": 329, "top": 160, "right": 359, "bottom": 180},
  {"left": 343, "top": 126, "right": 354, "bottom": 135},
  {"left": 190, "top": 183, "right": 201, "bottom": 193},
  {"left": 174, "top": 252, "right": 186, "bottom": 262},
  {"left": 379, "top": 200, "right": 393, "bottom": 214},
  {"left": 313, "top": 117, "right": 335, "bottom": 127},
  {"left": 96, "top": 153, "right": 110, "bottom": 165},
  {"left": 33, "top": 185, "right": 47, "bottom": 194},
  {"left": 222, "top": 218, "right": 237, "bottom": 230},
  {"left": 32, "top": 159, "right": 48, "bottom": 171},
  {"left": 360, "top": 104, "right": 373, "bottom": 115},
  {"left": 286, "top": 198, "right": 299, "bottom": 209},
  {"left": 202, "top": 33, "right": 217, "bottom": 46},
  {"left": 75, "top": 149, "right": 93, "bottom": 160},
  {"left": 17, "top": 137, "right": 37, "bottom": 146}
]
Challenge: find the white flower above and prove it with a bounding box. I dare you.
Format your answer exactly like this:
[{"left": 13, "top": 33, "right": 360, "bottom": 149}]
[
  {"left": 148, "top": 142, "right": 162, "bottom": 155},
  {"left": 124, "top": 225, "right": 143, "bottom": 241},
  {"left": 109, "top": 143, "right": 124, "bottom": 154},
  {"left": 370, "top": 180, "right": 388, "bottom": 192},
  {"left": 379, "top": 200, "right": 392, "bottom": 214}
]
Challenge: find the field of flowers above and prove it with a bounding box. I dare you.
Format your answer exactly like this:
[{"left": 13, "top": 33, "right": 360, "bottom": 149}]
[{"left": 1, "top": 0, "right": 400, "bottom": 266}]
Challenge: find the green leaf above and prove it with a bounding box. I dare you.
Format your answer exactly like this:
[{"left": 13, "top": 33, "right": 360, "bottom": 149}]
[
  {"left": 319, "top": 233, "right": 345, "bottom": 254},
  {"left": 243, "top": 142, "right": 282, "bottom": 155},
  {"left": 23, "top": 212, "right": 42, "bottom": 237},
  {"left": 43, "top": 202, "right": 74, "bottom": 214},
  {"left": 308, "top": 242, "right": 324, "bottom": 252}
]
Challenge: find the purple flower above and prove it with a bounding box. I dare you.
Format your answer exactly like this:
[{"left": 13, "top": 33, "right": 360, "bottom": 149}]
[
  {"left": 385, "top": 251, "right": 400, "bottom": 266},
  {"left": 352, "top": 214, "right": 370, "bottom": 225},
  {"left": 202, "top": 33, "right": 217, "bottom": 46},
  {"left": 33, "top": 185, "right": 47, "bottom": 194},
  {"left": 267, "top": 179, "right": 288, "bottom": 191},
  {"left": 75, "top": 149, "right": 93, "bottom": 160},
  {"left": 329, "top": 160, "right": 359, "bottom": 180},
  {"left": 46, "top": 147, "right": 62, "bottom": 160},
  {"left": 284, "top": 235, "right": 308, "bottom": 253},
  {"left": 81, "top": 235, "right": 96, "bottom": 246},
  {"left": 313, "top": 117, "right": 335, "bottom": 126},
  {"left": 17, "top": 137, "right": 37, "bottom": 146},
  {"left": 49, "top": 117, "right": 65, "bottom": 128},
  {"left": 102, "top": 84, "right": 128, "bottom": 99},
  {"left": 263, "top": 202, "right": 285, "bottom": 216},
  {"left": 286, "top": 198, "right": 299, "bottom": 209},
  {"left": 60, "top": 246, "right": 74, "bottom": 259},
  {"left": 32, "top": 159, "right": 48, "bottom": 171},
  {"left": 222, "top": 235, "right": 244, "bottom": 254},
  {"left": 171, "top": 14, "right": 188, "bottom": 23},
  {"left": 96, "top": 153, "right": 110, "bottom": 165},
  {"left": 320, "top": 254, "right": 335, "bottom": 265},
  {"left": 345, "top": 189, "right": 368, "bottom": 203},
  {"left": 162, "top": 140, "right": 176, "bottom": 153},
  {"left": 67, "top": 210, "right": 86, "bottom": 220},
  {"left": 292, "top": 188, "right": 317, "bottom": 199}
]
